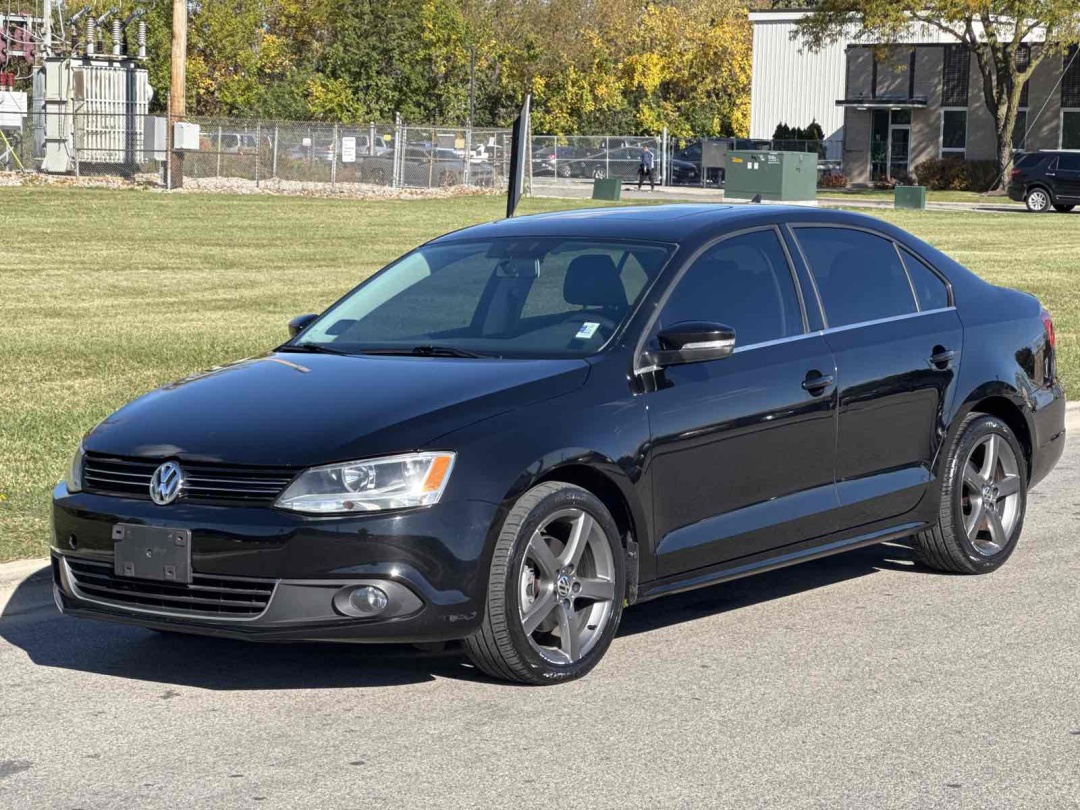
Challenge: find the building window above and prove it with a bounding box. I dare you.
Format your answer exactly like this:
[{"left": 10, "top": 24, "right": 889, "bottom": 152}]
[
  {"left": 1063, "top": 46, "right": 1080, "bottom": 108},
  {"left": 1063, "top": 110, "right": 1080, "bottom": 149},
  {"left": 942, "top": 45, "right": 970, "bottom": 107},
  {"left": 1013, "top": 109, "right": 1028, "bottom": 151},
  {"left": 1017, "top": 44, "right": 1031, "bottom": 108},
  {"left": 941, "top": 109, "right": 967, "bottom": 157}
]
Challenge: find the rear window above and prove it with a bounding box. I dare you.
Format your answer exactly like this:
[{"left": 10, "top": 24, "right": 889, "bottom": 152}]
[
  {"left": 1015, "top": 153, "right": 1045, "bottom": 169},
  {"left": 795, "top": 227, "right": 917, "bottom": 328},
  {"left": 900, "top": 248, "right": 950, "bottom": 311}
]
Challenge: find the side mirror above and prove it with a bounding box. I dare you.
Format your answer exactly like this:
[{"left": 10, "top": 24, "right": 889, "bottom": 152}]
[
  {"left": 288, "top": 313, "right": 319, "bottom": 339},
  {"left": 642, "top": 321, "right": 736, "bottom": 369}
]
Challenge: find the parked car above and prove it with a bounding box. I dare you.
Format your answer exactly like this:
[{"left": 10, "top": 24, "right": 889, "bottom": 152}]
[
  {"left": 219, "top": 132, "right": 270, "bottom": 155},
  {"left": 1008, "top": 151, "right": 1080, "bottom": 212},
  {"left": 359, "top": 146, "right": 494, "bottom": 187},
  {"left": 52, "top": 205, "right": 1065, "bottom": 684},
  {"left": 668, "top": 156, "right": 701, "bottom": 184},
  {"left": 564, "top": 146, "right": 650, "bottom": 181},
  {"left": 532, "top": 145, "right": 587, "bottom": 178}
]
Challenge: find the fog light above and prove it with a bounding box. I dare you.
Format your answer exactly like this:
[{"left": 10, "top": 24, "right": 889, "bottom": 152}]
[{"left": 349, "top": 585, "right": 389, "bottom": 616}]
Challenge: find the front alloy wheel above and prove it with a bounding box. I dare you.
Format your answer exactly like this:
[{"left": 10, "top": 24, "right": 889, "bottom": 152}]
[
  {"left": 518, "top": 508, "right": 617, "bottom": 665},
  {"left": 465, "top": 482, "right": 625, "bottom": 684}
]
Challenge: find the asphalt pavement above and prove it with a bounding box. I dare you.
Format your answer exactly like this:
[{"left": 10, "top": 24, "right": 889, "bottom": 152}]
[{"left": 2, "top": 438, "right": 1078, "bottom": 809}]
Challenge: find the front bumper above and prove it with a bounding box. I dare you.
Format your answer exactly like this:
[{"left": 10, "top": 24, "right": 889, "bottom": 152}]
[{"left": 51, "top": 487, "right": 501, "bottom": 642}]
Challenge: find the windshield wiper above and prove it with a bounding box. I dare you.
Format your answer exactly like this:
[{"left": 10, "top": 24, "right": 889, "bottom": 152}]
[
  {"left": 360, "top": 345, "right": 494, "bottom": 359},
  {"left": 278, "top": 342, "right": 352, "bottom": 356}
]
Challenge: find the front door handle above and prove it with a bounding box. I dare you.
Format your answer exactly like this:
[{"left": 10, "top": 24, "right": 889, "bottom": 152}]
[
  {"left": 802, "top": 372, "right": 835, "bottom": 394},
  {"left": 929, "top": 348, "right": 956, "bottom": 369}
]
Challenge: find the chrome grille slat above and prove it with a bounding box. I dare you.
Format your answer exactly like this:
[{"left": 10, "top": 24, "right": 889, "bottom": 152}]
[
  {"left": 65, "top": 557, "right": 276, "bottom": 618},
  {"left": 82, "top": 454, "right": 295, "bottom": 504}
]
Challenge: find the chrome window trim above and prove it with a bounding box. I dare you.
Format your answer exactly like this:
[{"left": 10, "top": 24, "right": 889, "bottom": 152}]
[
  {"left": 729, "top": 306, "right": 958, "bottom": 355},
  {"left": 633, "top": 224, "right": 808, "bottom": 376}
]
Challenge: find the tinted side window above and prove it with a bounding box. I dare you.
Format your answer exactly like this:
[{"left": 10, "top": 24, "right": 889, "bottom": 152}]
[
  {"left": 1058, "top": 153, "right": 1080, "bottom": 171},
  {"left": 795, "top": 228, "right": 916, "bottom": 328},
  {"left": 1016, "top": 153, "right": 1045, "bottom": 170},
  {"left": 658, "top": 230, "right": 803, "bottom": 347},
  {"left": 900, "top": 248, "right": 950, "bottom": 311}
]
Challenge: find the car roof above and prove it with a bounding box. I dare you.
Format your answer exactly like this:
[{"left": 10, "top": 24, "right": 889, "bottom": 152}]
[{"left": 428, "top": 204, "right": 904, "bottom": 246}]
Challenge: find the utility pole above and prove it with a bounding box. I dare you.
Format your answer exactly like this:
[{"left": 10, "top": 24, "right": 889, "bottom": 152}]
[{"left": 168, "top": 0, "right": 187, "bottom": 188}]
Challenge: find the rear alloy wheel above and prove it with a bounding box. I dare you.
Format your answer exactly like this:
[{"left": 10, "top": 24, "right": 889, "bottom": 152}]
[
  {"left": 465, "top": 482, "right": 625, "bottom": 684},
  {"left": 1025, "top": 187, "right": 1051, "bottom": 212},
  {"left": 1053, "top": 204, "right": 1075, "bottom": 213},
  {"left": 913, "top": 414, "right": 1027, "bottom": 574},
  {"left": 592, "top": 168, "right": 606, "bottom": 180}
]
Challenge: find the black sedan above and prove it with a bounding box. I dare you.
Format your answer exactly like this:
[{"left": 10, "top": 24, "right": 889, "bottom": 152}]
[{"left": 52, "top": 205, "right": 1065, "bottom": 684}]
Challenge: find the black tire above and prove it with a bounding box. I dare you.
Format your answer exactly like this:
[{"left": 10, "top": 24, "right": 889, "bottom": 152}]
[
  {"left": 557, "top": 163, "right": 572, "bottom": 178},
  {"left": 464, "top": 481, "right": 626, "bottom": 685},
  {"left": 1054, "top": 204, "right": 1075, "bottom": 213},
  {"left": 1025, "top": 187, "right": 1052, "bottom": 212},
  {"left": 912, "top": 413, "right": 1027, "bottom": 574}
]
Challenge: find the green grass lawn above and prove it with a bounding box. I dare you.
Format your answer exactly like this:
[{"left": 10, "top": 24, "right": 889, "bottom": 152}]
[{"left": 0, "top": 188, "right": 1074, "bottom": 561}]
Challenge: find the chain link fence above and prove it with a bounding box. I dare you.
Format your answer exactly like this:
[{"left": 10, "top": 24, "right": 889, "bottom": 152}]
[
  {"left": 1, "top": 109, "right": 840, "bottom": 191},
  {"left": 2, "top": 110, "right": 513, "bottom": 189}
]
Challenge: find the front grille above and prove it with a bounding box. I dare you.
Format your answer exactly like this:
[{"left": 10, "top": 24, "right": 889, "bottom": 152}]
[
  {"left": 82, "top": 454, "right": 296, "bottom": 504},
  {"left": 65, "top": 556, "right": 275, "bottom": 618}
]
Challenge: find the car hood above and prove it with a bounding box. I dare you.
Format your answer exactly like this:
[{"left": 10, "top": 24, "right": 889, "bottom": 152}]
[{"left": 85, "top": 352, "right": 590, "bottom": 467}]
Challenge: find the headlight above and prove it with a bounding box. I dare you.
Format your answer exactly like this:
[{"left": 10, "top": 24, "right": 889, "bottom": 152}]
[
  {"left": 63, "top": 443, "right": 85, "bottom": 493},
  {"left": 275, "top": 452, "right": 456, "bottom": 514}
]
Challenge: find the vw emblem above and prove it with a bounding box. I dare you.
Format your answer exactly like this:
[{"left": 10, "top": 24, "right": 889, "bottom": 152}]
[
  {"left": 149, "top": 461, "right": 185, "bottom": 505},
  {"left": 556, "top": 574, "right": 573, "bottom": 599}
]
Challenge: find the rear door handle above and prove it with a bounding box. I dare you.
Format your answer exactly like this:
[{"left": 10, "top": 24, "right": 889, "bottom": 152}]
[
  {"left": 802, "top": 373, "right": 835, "bottom": 393},
  {"left": 929, "top": 348, "right": 956, "bottom": 369}
]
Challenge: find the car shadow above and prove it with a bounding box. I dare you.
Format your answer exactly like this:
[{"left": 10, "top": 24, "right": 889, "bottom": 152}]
[{"left": 0, "top": 541, "right": 934, "bottom": 690}]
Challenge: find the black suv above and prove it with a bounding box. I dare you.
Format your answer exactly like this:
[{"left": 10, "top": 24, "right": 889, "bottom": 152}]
[{"left": 1008, "top": 151, "right": 1080, "bottom": 212}]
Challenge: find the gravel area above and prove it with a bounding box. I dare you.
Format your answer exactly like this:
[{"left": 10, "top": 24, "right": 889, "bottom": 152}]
[{"left": 0, "top": 171, "right": 501, "bottom": 200}]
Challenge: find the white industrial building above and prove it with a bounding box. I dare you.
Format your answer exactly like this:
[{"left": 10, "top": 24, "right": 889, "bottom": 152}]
[{"left": 749, "top": 10, "right": 959, "bottom": 164}]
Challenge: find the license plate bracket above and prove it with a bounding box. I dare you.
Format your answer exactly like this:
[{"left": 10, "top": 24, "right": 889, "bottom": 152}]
[{"left": 112, "top": 524, "right": 192, "bottom": 584}]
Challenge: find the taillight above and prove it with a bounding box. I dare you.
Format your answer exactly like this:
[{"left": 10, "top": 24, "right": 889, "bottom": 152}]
[
  {"left": 1010, "top": 168, "right": 1022, "bottom": 180},
  {"left": 1041, "top": 307, "right": 1056, "bottom": 349}
]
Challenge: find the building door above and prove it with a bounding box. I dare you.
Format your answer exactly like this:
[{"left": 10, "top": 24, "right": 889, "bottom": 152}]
[{"left": 870, "top": 109, "right": 912, "bottom": 181}]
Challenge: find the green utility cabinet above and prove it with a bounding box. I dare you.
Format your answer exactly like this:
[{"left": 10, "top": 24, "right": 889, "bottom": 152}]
[
  {"left": 592, "top": 177, "right": 622, "bottom": 201},
  {"left": 724, "top": 150, "right": 817, "bottom": 202},
  {"left": 894, "top": 185, "right": 927, "bottom": 209}
]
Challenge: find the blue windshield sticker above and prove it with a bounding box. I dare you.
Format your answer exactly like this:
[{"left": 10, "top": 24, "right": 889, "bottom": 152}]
[{"left": 575, "top": 322, "right": 600, "bottom": 340}]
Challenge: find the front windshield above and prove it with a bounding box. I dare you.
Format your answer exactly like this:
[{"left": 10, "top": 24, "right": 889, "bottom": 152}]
[{"left": 294, "top": 237, "right": 674, "bottom": 359}]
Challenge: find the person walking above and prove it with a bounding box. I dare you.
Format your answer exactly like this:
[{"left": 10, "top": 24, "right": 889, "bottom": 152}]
[{"left": 637, "top": 144, "right": 656, "bottom": 191}]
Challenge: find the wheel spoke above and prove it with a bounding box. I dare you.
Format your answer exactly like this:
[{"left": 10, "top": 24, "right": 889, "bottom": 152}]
[
  {"left": 996, "top": 474, "right": 1021, "bottom": 499},
  {"left": 986, "top": 508, "right": 1008, "bottom": 550},
  {"left": 527, "top": 531, "right": 560, "bottom": 578},
  {"left": 556, "top": 603, "right": 581, "bottom": 662},
  {"left": 979, "top": 435, "right": 1000, "bottom": 481},
  {"left": 963, "top": 462, "right": 985, "bottom": 491},
  {"left": 521, "top": 588, "right": 557, "bottom": 635},
  {"left": 559, "top": 512, "right": 595, "bottom": 568},
  {"left": 575, "top": 576, "right": 615, "bottom": 603},
  {"left": 964, "top": 497, "right": 984, "bottom": 538}
]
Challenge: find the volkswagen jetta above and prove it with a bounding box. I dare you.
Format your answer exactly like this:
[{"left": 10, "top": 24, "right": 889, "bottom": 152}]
[{"left": 52, "top": 205, "right": 1066, "bottom": 684}]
